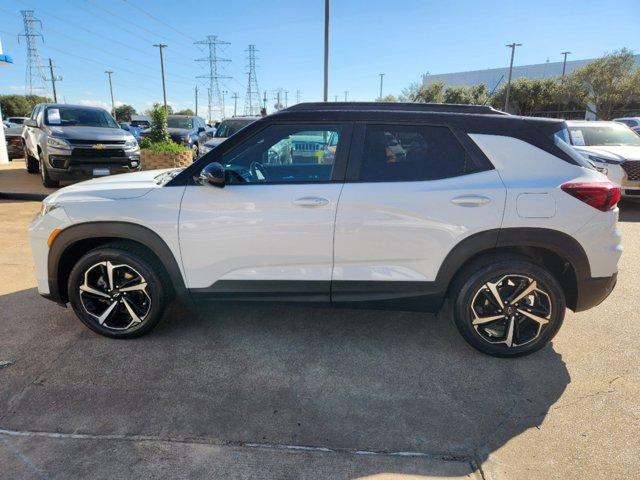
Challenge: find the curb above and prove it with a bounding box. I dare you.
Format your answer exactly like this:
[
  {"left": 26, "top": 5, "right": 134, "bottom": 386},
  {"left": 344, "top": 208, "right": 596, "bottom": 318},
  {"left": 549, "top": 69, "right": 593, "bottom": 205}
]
[{"left": 0, "top": 191, "right": 48, "bottom": 201}]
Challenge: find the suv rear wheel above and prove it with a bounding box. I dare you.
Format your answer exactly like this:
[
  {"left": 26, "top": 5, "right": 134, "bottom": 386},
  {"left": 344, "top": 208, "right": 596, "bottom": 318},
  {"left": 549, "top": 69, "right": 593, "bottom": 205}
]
[
  {"left": 67, "top": 244, "right": 166, "bottom": 338},
  {"left": 451, "top": 256, "right": 565, "bottom": 357}
]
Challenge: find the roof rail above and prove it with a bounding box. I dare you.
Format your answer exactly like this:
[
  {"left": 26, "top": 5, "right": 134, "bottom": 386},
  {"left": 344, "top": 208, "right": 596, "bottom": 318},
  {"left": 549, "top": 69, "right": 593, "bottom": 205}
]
[{"left": 280, "top": 102, "right": 508, "bottom": 115}]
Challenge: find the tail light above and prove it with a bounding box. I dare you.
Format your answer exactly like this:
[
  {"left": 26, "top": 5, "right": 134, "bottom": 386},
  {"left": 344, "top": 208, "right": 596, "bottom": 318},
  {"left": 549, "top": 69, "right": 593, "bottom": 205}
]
[{"left": 561, "top": 181, "right": 621, "bottom": 212}]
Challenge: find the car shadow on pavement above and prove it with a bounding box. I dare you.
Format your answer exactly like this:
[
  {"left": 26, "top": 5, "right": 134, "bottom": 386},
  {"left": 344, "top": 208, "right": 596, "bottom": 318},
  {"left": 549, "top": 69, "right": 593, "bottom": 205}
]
[
  {"left": 619, "top": 200, "right": 640, "bottom": 222},
  {"left": 0, "top": 287, "right": 570, "bottom": 477}
]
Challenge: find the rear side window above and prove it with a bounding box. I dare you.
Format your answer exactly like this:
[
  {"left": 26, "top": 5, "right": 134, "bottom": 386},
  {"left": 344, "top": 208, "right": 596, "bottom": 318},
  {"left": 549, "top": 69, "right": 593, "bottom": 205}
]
[{"left": 357, "top": 124, "right": 475, "bottom": 182}]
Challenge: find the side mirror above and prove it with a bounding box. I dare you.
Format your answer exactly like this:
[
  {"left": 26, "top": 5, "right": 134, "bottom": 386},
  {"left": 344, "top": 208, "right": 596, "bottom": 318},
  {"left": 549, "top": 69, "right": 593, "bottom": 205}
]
[
  {"left": 199, "top": 162, "right": 225, "bottom": 188},
  {"left": 197, "top": 126, "right": 206, "bottom": 133},
  {"left": 25, "top": 119, "right": 37, "bottom": 128}
]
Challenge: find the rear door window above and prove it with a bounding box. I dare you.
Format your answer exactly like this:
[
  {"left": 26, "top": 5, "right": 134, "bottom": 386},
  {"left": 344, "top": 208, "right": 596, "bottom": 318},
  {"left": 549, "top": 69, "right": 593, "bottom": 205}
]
[{"left": 356, "top": 124, "right": 476, "bottom": 182}]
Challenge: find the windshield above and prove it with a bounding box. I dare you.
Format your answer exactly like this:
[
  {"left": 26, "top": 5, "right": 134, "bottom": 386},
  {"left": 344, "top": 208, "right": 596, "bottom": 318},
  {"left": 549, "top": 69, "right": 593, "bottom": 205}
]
[
  {"left": 167, "top": 117, "right": 193, "bottom": 129},
  {"left": 215, "top": 119, "right": 254, "bottom": 138},
  {"left": 130, "top": 120, "right": 150, "bottom": 128},
  {"left": 553, "top": 128, "right": 594, "bottom": 170},
  {"left": 568, "top": 124, "right": 640, "bottom": 147},
  {"left": 44, "top": 107, "right": 119, "bottom": 128}
]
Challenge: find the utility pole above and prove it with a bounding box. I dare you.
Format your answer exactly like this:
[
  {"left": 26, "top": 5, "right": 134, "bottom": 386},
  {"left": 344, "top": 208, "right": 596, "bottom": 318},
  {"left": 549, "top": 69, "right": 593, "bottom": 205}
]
[
  {"left": 19, "top": 10, "right": 46, "bottom": 96},
  {"left": 561, "top": 51, "right": 572, "bottom": 77},
  {"left": 323, "top": 0, "right": 329, "bottom": 101},
  {"left": 195, "top": 36, "right": 231, "bottom": 123},
  {"left": 105, "top": 70, "right": 115, "bottom": 118},
  {"left": 231, "top": 92, "right": 238, "bottom": 116},
  {"left": 504, "top": 42, "right": 522, "bottom": 113},
  {"left": 263, "top": 90, "right": 267, "bottom": 112},
  {"left": 284, "top": 90, "right": 288, "bottom": 108},
  {"left": 244, "top": 45, "right": 261, "bottom": 115},
  {"left": 221, "top": 90, "right": 227, "bottom": 118},
  {"left": 195, "top": 85, "right": 198, "bottom": 116},
  {"left": 296, "top": 89, "right": 301, "bottom": 104},
  {"left": 344, "top": 91, "right": 348, "bottom": 101},
  {"left": 153, "top": 43, "right": 168, "bottom": 112},
  {"left": 378, "top": 73, "right": 384, "bottom": 100},
  {"left": 46, "top": 58, "right": 62, "bottom": 103}
]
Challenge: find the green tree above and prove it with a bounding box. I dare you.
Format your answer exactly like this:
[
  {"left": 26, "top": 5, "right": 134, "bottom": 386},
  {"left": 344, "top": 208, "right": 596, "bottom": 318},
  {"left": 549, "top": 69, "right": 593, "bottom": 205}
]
[
  {"left": 145, "top": 103, "right": 173, "bottom": 115},
  {"left": 399, "top": 82, "right": 444, "bottom": 103},
  {"left": 572, "top": 48, "right": 640, "bottom": 119},
  {"left": 0, "top": 94, "right": 50, "bottom": 117},
  {"left": 443, "top": 84, "right": 490, "bottom": 105},
  {"left": 148, "top": 104, "right": 170, "bottom": 143},
  {"left": 174, "top": 108, "right": 195, "bottom": 116},
  {"left": 114, "top": 104, "right": 136, "bottom": 122},
  {"left": 376, "top": 95, "right": 397, "bottom": 102},
  {"left": 491, "top": 77, "right": 561, "bottom": 115}
]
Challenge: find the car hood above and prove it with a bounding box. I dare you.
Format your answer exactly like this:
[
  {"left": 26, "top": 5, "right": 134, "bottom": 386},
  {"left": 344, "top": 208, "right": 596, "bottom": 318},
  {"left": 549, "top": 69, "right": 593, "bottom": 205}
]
[
  {"left": 44, "top": 169, "right": 174, "bottom": 204},
  {"left": 573, "top": 145, "right": 640, "bottom": 162},
  {"left": 48, "top": 126, "right": 131, "bottom": 141}
]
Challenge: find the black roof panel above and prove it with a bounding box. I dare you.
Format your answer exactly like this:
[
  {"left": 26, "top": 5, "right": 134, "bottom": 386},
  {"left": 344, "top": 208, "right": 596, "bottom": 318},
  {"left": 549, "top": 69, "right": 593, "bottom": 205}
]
[{"left": 280, "top": 102, "right": 508, "bottom": 115}]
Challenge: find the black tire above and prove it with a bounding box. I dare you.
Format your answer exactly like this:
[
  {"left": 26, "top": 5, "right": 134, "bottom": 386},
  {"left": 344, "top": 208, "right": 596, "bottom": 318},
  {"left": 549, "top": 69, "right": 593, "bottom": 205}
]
[
  {"left": 40, "top": 156, "right": 59, "bottom": 188},
  {"left": 450, "top": 255, "right": 565, "bottom": 357},
  {"left": 24, "top": 146, "right": 39, "bottom": 174},
  {"left": 67, "top": 243, "right": 167, "bottom": 338}
]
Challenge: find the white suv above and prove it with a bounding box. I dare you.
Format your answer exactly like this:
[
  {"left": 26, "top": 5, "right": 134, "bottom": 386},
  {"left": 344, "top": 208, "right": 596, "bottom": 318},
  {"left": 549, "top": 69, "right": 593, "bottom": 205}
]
[{"left": 29, "top": 103, "right": 622, "bottom": 357}]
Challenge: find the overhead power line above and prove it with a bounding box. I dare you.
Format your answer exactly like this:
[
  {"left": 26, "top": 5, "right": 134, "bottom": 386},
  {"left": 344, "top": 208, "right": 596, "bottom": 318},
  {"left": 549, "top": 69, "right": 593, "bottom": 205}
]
[{"left": 120, "top": 0, "right": 198, "bottom": 43}]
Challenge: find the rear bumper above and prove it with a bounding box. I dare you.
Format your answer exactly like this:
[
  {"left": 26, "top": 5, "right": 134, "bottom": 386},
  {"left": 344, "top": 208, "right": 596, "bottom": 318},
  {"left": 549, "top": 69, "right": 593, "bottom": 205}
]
[{"left": 574, "top": 273, "right": 617, "bottom": 312}]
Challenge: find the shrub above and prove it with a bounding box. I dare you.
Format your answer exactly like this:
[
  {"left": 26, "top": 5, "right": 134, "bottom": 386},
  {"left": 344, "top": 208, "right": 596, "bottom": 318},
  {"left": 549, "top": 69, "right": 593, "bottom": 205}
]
[
  {"left": 149, "top": 104, "right": 170, "bottom": 143},
  {"left": 140, "top": 139, "right": 189, "bottom": 154}
]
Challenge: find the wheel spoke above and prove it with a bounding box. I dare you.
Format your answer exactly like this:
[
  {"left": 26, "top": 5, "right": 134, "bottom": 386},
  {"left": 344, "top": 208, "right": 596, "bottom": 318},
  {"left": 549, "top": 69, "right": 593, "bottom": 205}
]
[
  {"left": 505, "top": 316, "right": 515, "bottom": 347},
  {"left": 96, "top": 301, "right": 118, "bottom": 325},
  {"left": 119, "top": 282, "right": 147, "bottom": 293},
  {"left": 517, "top": 308, "right": 549, "bottom": 325},
  {"left": 509, "top": 280, "right": 537, "bottom": 305},
  {"left": 122, "top": 298, "right": 143, "bottom": 325},
  {"left": 105, "top": 261, "right": 116, "bottom": 290},
  {"left": 472, "top": 314, "right": 505, "bottom": 326},
  {"left": 79, "top": 284, "right": 110, "bottom": 299},
  {"left": 485, "top": 281, "right": 504, "bottom": 307}
]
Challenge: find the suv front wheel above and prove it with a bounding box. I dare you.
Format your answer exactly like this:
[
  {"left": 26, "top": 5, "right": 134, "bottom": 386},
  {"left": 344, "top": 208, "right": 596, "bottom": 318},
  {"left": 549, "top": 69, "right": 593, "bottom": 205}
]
[
  {"left": 452, "top": 256, "right": 565, "bottom": 357},
  {"left": 67, "top": 244, "right": 167, "bottom": 338},
  {"left": 40, "top": 157, "right": 59, "bottom": 188}
]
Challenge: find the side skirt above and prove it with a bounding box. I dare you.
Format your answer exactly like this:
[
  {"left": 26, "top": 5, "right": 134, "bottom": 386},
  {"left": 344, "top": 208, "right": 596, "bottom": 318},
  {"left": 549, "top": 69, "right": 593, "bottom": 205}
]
[{"left": 189, "top": 280, "right": 445, "bottom": 313}]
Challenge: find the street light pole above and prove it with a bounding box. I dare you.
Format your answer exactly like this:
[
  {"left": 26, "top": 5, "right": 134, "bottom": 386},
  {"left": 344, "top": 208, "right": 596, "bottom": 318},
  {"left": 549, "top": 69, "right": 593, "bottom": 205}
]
[
  {"left": 323, "top": 0, "right": 329, "bottom": 102},
  {"left": 378, "top": 73, "right": 385, "bottom": 100},
  {"left": 504, "top": 42, "right": 522, "bottom": 112},
  {"left": 105, "top": 70, "right": 115, "bottom": 118},
  {"left": 153, "top": 43, "right": 168, "bottom": 112},
  {"left": 232, "top": 92, "right": 238, "bottom": 116},
  {"left": 195, "top": 85, "right": 198, "bottom": 116},
  {"left": 561, "top": 51, "right": 572, "bottom": 77},
  {"left": 344, "top": 91, "right": 348, "bottom": 101}
]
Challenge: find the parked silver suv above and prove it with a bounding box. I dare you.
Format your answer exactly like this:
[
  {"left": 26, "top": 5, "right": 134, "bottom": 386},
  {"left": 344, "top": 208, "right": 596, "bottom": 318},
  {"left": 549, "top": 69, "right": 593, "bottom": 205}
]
[{"left": 23, "top": 104, "right": 140, "bottom": 187}]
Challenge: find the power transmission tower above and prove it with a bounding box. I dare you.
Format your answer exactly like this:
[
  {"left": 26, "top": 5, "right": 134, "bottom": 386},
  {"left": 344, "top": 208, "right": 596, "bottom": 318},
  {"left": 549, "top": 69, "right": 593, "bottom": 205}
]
[
  {"left": 45, "top": 59, "right": 62, "bottom": 103},
  {"left": 195, "top": 36, "right": 231, "bottom": 123},
  {"left": 244, "top": 45, "right": 260, "bottom": 116},
  {"left": 19, "top": 10, "right": 47, "bottom": 96},
  {"left": 295, "top": 90, "right": 301, "bottom": 104},
  {"left": 284, "top": 90, "right": 288, "bottom": 108},
  {"left": 231, "top": 92, "right": 238, "bottom": 116}
]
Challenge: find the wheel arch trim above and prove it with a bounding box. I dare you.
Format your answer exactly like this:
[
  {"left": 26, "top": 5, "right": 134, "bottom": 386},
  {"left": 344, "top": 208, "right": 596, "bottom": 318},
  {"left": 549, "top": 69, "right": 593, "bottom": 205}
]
[{"left": 48, "top": 221, "right": 187, "bottom": 304}]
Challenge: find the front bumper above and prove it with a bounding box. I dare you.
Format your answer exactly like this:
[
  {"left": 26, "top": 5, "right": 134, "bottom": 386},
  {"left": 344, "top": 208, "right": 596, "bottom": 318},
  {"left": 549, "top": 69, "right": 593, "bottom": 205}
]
[
  {"left": 46, "top": 151, "right": 141, "bottom": 181},
  {"left": 574, "top": 273, "right": 617, "bottom": 312}
]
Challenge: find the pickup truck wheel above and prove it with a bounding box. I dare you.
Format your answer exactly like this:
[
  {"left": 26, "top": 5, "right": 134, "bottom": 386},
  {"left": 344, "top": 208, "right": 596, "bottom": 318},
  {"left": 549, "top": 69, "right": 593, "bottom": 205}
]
[
  {"left": 40, "top": 157, "right": 59, "bottom": 188},
  {"left": 451, "top": 258, "right": 565, "bottom": 358},
  {"left": 24, "top": 146, "right": 39, "bottom": 173},
  {"left": 67, "top": 245, "right": 166, "bottom": 338}
]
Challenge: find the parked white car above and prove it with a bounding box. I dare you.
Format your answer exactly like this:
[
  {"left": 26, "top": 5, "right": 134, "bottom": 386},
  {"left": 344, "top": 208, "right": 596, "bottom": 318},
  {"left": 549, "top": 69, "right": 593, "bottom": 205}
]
[
  {"left": 566, "top": 120, "right": 640, "bottom": 198},
  {"left": 29, "top": 103, "right": 621, "bottom": 357},
  {"left": 613, "top": 116, "right": 640, "bottom": 133}
]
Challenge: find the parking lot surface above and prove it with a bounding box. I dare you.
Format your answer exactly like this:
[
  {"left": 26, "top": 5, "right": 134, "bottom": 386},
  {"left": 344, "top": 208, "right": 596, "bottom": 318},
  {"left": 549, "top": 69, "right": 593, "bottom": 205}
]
[{"left": 0, "top": 199, "right": 638, "bottom": 479}]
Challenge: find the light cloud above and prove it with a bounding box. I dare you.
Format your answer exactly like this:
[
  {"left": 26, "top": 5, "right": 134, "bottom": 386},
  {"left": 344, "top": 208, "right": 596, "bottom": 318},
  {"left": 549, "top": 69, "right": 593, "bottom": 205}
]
[{"left": 77, "top": 99, "right": 126, "bottom": 110}]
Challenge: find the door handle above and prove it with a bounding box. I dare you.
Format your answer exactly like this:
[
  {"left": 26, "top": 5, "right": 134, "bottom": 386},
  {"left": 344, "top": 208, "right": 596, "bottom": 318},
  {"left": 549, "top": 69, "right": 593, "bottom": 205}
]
[
  {"left": 451, "top": 195, "right": 492, "bottom": 207},
  {"left": 293, "top": 196, "right": 330, "bottom": 207}
]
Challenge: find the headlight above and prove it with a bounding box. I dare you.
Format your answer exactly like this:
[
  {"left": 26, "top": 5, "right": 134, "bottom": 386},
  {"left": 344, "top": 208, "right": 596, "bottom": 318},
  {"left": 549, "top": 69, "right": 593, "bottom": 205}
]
[
  {"left": 40, "top": 202, "right": 59, "bottom": 216},
  {"left": 587, "top": 154, "right": 621, "bottom": 165},
  {"left": 124, "top": 137, "right": 138, "bottom": 150},
  {"left": 182, "top": 136, "right": 192, "bottom": 144},
  {"left": 47, "top": 137, "right": 71, "bottom": 150}
]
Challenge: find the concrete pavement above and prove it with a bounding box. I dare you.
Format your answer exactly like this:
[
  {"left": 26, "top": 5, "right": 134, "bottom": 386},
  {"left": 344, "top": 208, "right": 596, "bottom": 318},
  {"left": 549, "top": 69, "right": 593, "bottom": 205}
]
[{"left": 0, "top": 199, "right": 638, "bottom": 479}]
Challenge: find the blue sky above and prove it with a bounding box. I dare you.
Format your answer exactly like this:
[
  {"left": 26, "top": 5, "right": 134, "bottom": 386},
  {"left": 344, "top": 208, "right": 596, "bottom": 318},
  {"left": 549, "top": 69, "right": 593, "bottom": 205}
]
[{"left": 0, "top": 0, "right": 638, "bottom": 118}]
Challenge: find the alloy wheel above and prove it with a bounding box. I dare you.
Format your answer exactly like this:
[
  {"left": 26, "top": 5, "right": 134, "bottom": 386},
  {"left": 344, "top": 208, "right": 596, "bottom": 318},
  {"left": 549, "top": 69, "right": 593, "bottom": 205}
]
[
  {"left": 470, "top": 274, "right": 552, "bottom": 347},
  {"left": 79, "top": 261, "right": 151, "bottom": 331}
]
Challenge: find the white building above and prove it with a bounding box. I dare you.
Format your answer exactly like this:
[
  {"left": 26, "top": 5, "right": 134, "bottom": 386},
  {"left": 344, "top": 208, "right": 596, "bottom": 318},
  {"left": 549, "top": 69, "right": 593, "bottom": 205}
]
[{"left": 422, "top": 55, "right": 640, "bottom": 92}]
